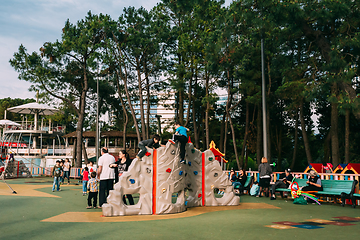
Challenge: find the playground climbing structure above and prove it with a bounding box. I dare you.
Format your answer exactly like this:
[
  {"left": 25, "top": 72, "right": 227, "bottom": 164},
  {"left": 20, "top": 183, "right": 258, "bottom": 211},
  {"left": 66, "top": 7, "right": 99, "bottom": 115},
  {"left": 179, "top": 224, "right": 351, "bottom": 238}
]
[{"left": 102, "top": 140, "right": 239, "bottom": 216}]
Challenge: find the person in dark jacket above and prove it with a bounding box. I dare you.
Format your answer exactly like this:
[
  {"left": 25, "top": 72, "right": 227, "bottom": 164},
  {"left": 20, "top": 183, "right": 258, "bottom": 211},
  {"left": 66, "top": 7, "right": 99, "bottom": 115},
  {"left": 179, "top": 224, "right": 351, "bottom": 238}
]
[
  {"left": 257, "top": 157, "right": 272, "bottom": 197},
  {"left": 302, "top": 170, "right": 323, "bottom": 191},
  {"left": 110, "top": 150, "right": 134, "bottom": 205},
  {"left": 270, "top": 168, "right": 293, "bottom": 200},
  {"left": 136, "top": 134, "right": 164, "bottom": 160}
]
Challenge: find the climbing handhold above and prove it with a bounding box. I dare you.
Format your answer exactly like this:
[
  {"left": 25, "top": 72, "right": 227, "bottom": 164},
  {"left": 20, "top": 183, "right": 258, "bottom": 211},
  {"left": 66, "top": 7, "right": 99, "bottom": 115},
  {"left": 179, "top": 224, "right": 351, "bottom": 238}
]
[
  {"left": 185, "top": 201, "right": 188, "bottom": 206},
  {"left": 171, "top": 150, "right": 175, "bottom": 155},
  {"left": 211, "top": 185, "right": 214, "bottom": 189},
  {"left": 214, "top": 173, "right": 218, "bottom": 177},
  {"left": 191, "top": 149, "right": 195, "bottom": 153},
  {"left": 198, "top": 193, "right": 202, "bottom": 198},
  {"left": 209, "top": 157, "right": 213, "bottom": 161},
  {"left": 162, "top": 188, "right": 166, "bottom": 193},
  {"left": 188, "top": 161, "right": 191, "bottom": 166},
  {"left": 145, "top": 152, "right": 151, "bottom": 157},
  {"left": 146, "top": 168, "right": 151, "bottom": 174},
  {"left": 166, "top": 168, "right": 172, "bottom": 173},
  {"left": 129, "top": 179, "right": 135, "bottom": 184},
  {"left": 179, "top": 171, "right": 183, "bottom": 176},
  {"left": 194, "top": 171, "right": 198, "bottom": 175},
  {"left": 168, "top": 139, "right": 175, "bottom": 144}
]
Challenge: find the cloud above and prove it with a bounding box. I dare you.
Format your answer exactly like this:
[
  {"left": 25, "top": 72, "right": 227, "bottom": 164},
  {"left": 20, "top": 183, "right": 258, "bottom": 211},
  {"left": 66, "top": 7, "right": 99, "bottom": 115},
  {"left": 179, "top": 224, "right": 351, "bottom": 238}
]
[{"left": 0, "top": 0, "right": 232, "bottom": 100}]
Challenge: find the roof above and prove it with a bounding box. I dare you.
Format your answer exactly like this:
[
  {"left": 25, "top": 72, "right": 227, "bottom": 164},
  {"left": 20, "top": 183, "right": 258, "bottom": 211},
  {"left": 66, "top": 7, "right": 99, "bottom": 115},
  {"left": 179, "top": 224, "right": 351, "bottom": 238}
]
[
  {"left": 63, "top": 130, "right": 138, "bottom": 138},
  {"left": 344, "top": 163, "right": 360, "bottom": 174},
  {"left": 208, "top": 140, "right": 227, "bottom": 163},
  {"left": 305, "top": 163, "right": 324, "bottom": 173}
]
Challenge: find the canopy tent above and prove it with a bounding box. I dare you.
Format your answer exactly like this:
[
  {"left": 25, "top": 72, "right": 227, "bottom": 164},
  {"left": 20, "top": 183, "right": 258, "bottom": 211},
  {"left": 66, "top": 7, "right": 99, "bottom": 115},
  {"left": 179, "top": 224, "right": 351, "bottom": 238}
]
[
  {"left": 7, "top": 102, "right": 59, "bottom": 116},
  {"left": 7, "top": 102, "right": 59, "bottom": 132},
  {"left": 0, "top": 119, "right": 21, "bottom": 126}
]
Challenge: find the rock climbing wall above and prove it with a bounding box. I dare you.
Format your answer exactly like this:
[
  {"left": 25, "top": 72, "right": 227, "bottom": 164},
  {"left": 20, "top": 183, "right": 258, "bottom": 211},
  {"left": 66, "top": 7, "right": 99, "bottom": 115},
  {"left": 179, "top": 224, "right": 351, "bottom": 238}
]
[
  {"left": 3, "top": 160, "right": 32, "bottom": 179},
  {"left": 102, "top": 140, "right": 239, "bottom": 217}
]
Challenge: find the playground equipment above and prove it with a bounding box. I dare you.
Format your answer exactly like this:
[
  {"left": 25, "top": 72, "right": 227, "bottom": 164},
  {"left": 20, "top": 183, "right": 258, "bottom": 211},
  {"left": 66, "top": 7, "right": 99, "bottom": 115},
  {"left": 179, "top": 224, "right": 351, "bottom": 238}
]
[
  {"left": 341, "top": 163, "right": 360, "bottom": 175},
  {"left": 102, "top": 140, "right": 239, "bottom": 216},
  {"left": 304, "top": 163, "right": 333, "bottom": 174},
  {"left": 334, "top": 164, "right": 348, "bottom": 173}
]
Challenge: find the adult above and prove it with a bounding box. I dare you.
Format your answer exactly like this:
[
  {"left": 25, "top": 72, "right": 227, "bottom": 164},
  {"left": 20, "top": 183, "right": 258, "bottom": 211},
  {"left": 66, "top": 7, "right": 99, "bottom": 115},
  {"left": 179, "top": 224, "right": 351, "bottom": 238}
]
[
  {"left": 257, "top": 157, "right": 272, "bottom": 197},
  {"left": 63, "top": 158, "right": 71, "bottom": 185},
  {"left": 97, "top": 147, "right": 115, "bottom": 207},
  {"left": 110, "top": 150, "right": 134, "bottom": 205},
  {"left": 270, "top": 168, "right": 293, "bottom": 200},
  {"left": 302, "top": 170, "right": 323, "bottom": 192}
]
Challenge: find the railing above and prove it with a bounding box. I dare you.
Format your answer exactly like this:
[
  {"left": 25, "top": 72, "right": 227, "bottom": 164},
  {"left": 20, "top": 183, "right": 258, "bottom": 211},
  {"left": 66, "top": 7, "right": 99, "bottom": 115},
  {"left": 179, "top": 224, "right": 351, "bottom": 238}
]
[
  {"left": 4, "top": 121, "right": 66, "bottom": 133},
  {"left": 31, "top": 167, "right": 82, "bottom": 179}
]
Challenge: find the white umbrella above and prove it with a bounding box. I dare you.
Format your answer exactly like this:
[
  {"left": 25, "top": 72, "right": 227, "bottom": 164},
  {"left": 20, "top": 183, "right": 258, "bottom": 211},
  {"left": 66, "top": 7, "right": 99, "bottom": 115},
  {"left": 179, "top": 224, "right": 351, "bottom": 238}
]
[
  {"left": 7, "top": 102, "right": 59, "bottom": 115},
  {"left": 0, "top": 119, "right": 21, "bottom": 126}
]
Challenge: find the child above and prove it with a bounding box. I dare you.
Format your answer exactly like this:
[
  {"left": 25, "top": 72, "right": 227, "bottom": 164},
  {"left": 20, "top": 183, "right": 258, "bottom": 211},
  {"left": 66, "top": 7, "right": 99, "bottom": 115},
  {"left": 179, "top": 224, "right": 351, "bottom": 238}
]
[
  {"left": 81, "top": 167, "right": 89, "bottom": 196},
  {"left": 250, "top": 181, "right": 260, "bottom": 196},
  {"left": 170, "top": 122, "right": 189, "bottom": 163},
  {"left": 136, "top": 134, "right": 164, "bottom": 160},
  {"left": 59, "top": 160, "right": 64, "bottom": 184},
  {"left": 87, "top": 171, "right": 99, "bottom": 209},
  {"left": 51, "top": 160, "right": 63, "bottom": 192}
]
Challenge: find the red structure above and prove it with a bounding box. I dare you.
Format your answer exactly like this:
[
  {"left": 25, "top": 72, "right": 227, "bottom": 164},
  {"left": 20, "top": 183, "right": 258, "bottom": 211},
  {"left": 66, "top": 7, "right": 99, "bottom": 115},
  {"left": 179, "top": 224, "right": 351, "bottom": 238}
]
[
  {"left": 209, "top": 141, "right": 227, "bottom": 164},
  {"left": 341, "top": 163, "right": 360, "bottom": 174},
  {"left": 304, "top": 163, "right": 333, "bottom": 174}
]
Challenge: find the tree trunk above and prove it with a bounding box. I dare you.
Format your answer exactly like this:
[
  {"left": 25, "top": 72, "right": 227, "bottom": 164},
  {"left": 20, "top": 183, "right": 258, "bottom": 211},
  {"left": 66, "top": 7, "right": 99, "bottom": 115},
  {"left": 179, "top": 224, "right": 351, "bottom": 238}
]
[
  {"left": 324, "top": 132, "right": 331, "bottom": 163},
  {"left": 72, "top": 138, "right": 77, "bottom": 164},
  {"left": 136, "top": 58, "right": 146, "bottom": 140},
  {"left": 205, "top": 72, "right": 210, "bottom": 148},
  {"left": 266, "top": 103, "right": 271, "bottom": 161},
  {"left": 300, "top": 100, "right": 312, "bottom": 164},
  {"left": 120, "top": 68, "right": 141, "bottom": 143},
  {"left": 276, "top": 126, "right": 282, "bottom": 171},
  {"left": 240, "top": 101, "right": 250, "bottom": 168},
  {"left": 290, "top": 110, "right": 299, "bottom": 170},
  {"left": 115, "top": 75, "right": 128, "bottom": 150},
  {"left": 345, "top": 108, "right": 350, "bottom": 164},
  {"left": 185, "top": 67, "right": 193, "bottom": 127},
  {"left": 145, "top": 68, "right": 150, "bottom": 139},
  {"left": 75, "top": 69, "right": 88, "bottom": 168},
  {"left": 192, "top": 74, "right": 199, "bottom": 148},
  {"left": 228, "top": 112, "right": 240, "bottom": 170},
  {"left": 331, "top": 83, "right": 340, "bottom": 166},
  {"left": 256, "top": 105, "right": 262, "bottom": 166},
  {"left": 82, "top": 141, "right": 88, "bottom": 164},
  {"left": 219, "top": 113, "right": 226, "bottom": 152}
]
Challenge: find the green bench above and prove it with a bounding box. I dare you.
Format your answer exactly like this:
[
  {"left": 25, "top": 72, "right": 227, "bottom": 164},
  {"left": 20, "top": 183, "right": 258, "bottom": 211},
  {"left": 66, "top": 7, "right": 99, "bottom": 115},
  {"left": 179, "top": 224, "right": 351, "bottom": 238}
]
[
  {"left": 351, "top": 192, "right": 360, "bottom": 208},
  {"left": 275, "top": 178, "right": 308, "bottom": 193},
  {"left": 341, "top": 180, "right": 359, "bottom": 208},
  {"left": 275, "top": 178, "right": 357, "bottom": 206},
  {"left": 233, "top": 175, "right": 253, "bottom": 196}
]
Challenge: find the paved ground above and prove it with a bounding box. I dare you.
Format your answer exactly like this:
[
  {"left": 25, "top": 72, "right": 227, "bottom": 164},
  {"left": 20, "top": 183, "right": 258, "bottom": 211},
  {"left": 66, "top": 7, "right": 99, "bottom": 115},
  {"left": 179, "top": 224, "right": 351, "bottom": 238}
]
[{"left": 0, "top": 177, "right": 359, "bottom": 240}]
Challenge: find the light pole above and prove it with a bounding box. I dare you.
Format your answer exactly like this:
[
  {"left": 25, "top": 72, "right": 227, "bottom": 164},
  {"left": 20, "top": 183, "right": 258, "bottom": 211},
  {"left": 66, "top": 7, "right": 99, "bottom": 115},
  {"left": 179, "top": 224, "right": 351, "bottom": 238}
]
[
  {"left": 261, "top": 39, "right": 267, "bottom": 159},
  {"left": 96, "top": 75, "right": 99, "bottom": 163}
]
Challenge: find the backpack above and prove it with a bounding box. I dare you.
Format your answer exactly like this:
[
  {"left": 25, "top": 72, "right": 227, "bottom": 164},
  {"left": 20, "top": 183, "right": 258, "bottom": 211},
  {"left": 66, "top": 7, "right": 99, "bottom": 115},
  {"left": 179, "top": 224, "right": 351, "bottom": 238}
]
[{"left": 250, "top": 184, "right": 260, "bottom": 196}]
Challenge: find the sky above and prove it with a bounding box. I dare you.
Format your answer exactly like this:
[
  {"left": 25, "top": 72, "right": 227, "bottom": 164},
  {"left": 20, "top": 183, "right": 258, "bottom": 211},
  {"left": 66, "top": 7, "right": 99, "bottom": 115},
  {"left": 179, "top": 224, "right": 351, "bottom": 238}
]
[{"left": 0, "top": 0, "right": 231, "bottom": 100}]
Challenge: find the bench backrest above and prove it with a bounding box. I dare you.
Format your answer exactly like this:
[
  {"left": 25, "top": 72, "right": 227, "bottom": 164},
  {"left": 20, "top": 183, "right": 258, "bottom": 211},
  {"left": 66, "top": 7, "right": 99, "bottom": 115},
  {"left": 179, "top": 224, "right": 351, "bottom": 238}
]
[
  {"left": 292, "top": 178, "right": 308, "bottom": 188},
  {"left": 321, "top": 179, "right": 355, "bottom": 194},
  {"left": 243, "top": 175, "right": 252, "bottom": 188}
]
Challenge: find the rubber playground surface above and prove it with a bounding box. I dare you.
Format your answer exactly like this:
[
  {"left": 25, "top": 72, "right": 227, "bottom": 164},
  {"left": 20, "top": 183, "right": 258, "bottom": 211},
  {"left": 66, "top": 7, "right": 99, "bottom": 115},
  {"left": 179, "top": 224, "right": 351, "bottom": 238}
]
[{"left": 1, "top": 177, "right": 359, "bottom": 240}]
